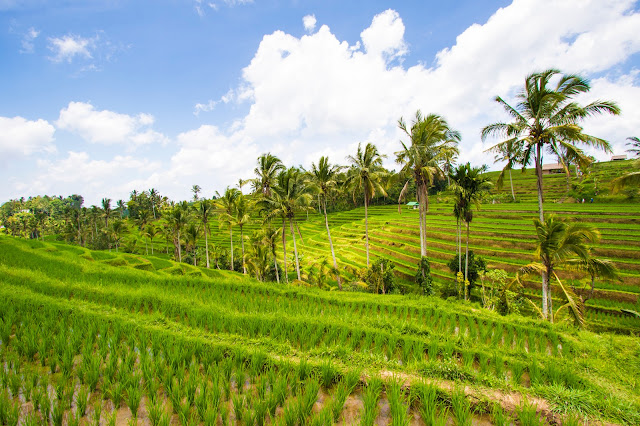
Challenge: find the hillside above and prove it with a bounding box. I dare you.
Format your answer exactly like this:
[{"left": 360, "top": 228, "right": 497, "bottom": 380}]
[{"left": 1, "top": 236, "right": 639, "bottom": 425}]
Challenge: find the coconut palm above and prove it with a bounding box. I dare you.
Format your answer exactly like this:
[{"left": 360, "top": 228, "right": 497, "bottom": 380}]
[
  {"left": 626, "top": 136, "right": 640, "bottom": 157},
  {"left": 486, "top": 139, "right": 524, "bottom": 201},
  {"left": 449, "top": 163, "right": 492, "bottom": 299},
  {"left": 197, "top": 199, "right": 214, "bottom": 268},
  {"left": 101, "top": 198, "right": 112, "bottom": 228},
  {"left": 116, "top": 199, "right": 127, "bottom": 219},
  {"left": 520, "top": 215, "right": 601, "bottom": 322},
  {"left": 307, "top": 156, "right": 343, "bottom": 289},
  {"left": 144, "top": 223, "right": 160, "bottom": 255},
  {"left": 215, "top": 187, "right": 240, "bottom": 271},
  {"left": 192, "top": 185, "right": 201, "bottom": 202},
  {"left": 110, "top": 220, "right": 125, "bottom": 252},
  {"left": 258, "top": 225, "right": 281, "bottom": 283},
  {"left": 346, "top": 142, "right": 387, "bottom": 267},
  {"left": 611, "top": 137, "right": 640, "bottom": 193},
  {"left": 184, "top": 223, "right": 199, "bottom": 266},
  {"left": 244, "top": 153, "right": 285, "bottom": 197},
  {"left": 233, "top": 194, "right": 251, "bottom": 274},
  {"left": 167, "top": 202, "right": 189, "bottom": 262},
  {"left": 261, "top": 168, "right": 313, "bottom": 281},
  {"left": 482, "top": 69, "right": 620, "bottom": 222},
  {"left": 148, "top": 188, "right": 159, "bottom": 219},
  {"left": 396, "top": 111, "right": 460, "bottom": 257}
]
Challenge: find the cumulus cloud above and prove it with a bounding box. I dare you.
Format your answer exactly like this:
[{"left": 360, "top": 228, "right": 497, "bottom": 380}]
[
  {"left": 303, "top": 14, "right": 317, "bottom": 32},
  {"left": 0, "top": 116, "right": 55, "bottom": 157},
  {"left": 19, "top": 152, "right": 162, "bottom": 204},
  {"left": 55, "top": 102, "right": 168, "bottom": 147},
  {"left": 48, "top": 34, "right": 95, "bottom": 63}
]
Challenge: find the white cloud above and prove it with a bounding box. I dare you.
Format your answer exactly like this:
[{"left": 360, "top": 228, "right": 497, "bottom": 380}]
[
  {"left": 303, "top": 14, "right": 317, "bottom": 32},
  {"left": 20, "top": 27, "right": 39, "bottom": 53},
  {"left": 48, "top": 34, "right": 94, "bottom": 63},
  {"left": 194, "top": 89, "right": 235, "bottom": 115},
  {"left": 0, "top": 116, "right": 55, "bottom": 157},
  {"left": 19, "top": 152, "right": 162, "bottom": 205},
  {"left": 55, "top": 102, "right": 168, "bottom": 147},
  {"left": 360, "top": 9, "right": 407, "bottom": 60}
]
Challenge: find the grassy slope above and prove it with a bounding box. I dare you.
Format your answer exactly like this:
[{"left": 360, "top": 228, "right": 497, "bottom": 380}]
[{"left": 1, "top": 235, "right": 639, "bottom": 424}]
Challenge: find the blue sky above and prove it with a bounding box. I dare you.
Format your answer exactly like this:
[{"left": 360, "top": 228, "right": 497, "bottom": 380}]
[{"left": 2, "top": 0, "right": 639, "bottom": 205}]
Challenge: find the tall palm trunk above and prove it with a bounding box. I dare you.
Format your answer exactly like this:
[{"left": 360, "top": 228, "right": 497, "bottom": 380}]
[
  {"left": 240, "top": 226, "right": 246, "bottom": 274},
  {"left": 177, "top": 231, "right": 182, "bottom": 263},
  {"left": 150, "top": 238, "right": 154, "bottom": 255},
  {"left": 464, "top": 222, "right": 469, "bottom": 283},
  {"left": 458, "top": 218, "right": 462, "bottom": 273},
  {"left": 282, "top": 218, "right": 288, "bottom": 284},
  {"left": 535, "top": 142, "right": 548, "bottom": 319},
  {"left": 273, "top": 247, "right": 280, "bottom": 284},
  {"left": 509, "top": 169, "right": 515, "bottom": 201},
  {"left": 204, "top": 224, "right": 210, "bottom": 268},
  {"left": 364, "top": 194, "right": 371, "bottom": 267},
  {"left": 229, "top": 228, "right": 234, "bottom": 271},
  {"left": 289, "top": 219, "right": 301, "bottom": 280},
  {"left": 323, "top": 199, "right": 341, "bottom": 289}
]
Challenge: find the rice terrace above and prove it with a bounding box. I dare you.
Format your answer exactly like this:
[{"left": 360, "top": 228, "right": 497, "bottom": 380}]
[{"left": 2, "top": 2, "right": 640, "bottom": 426}]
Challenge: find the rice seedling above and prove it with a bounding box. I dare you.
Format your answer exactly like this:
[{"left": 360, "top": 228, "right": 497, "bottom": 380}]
[
  {"left": 51, "top": 398, "right": 65, "bottom": 426},
  {"left": 432, "top": 404, "right": 451, "bottom": 426},
  {"left": 510, "top": 361, "right": 525, "bottom": 387},
  {"left": 491, "top": 403, "right": 512, "bottom": 426},
  {"left": 415, "top": 380, "right": 438, "bottom": 423},
  {"left": 297, "top": 376, "right": 320, "bottom": 424},
  {"left": 232, "top": 394, "right": 245, "bottom": 422},
  {"left": 76, "top": 385, "right": 90, "bottom": 417},
  {"left": 360, "top": 377, "right": 382, "bottom": 426},
  {"left": 387, "top": 377, "right": 410, "bottom": 426},
  {"left": 126, "top": 382, "right": 142, "bottom": 419},
  {"left": 91, "top": 402, "right": 102, "bottom": 426},
  {"left": 111, "top": 379, "right": 125, "bottom": 408},
  {"left": 22, "top": 410, "right": 41, "bottom": 426},
  {"left": 319, "top": 359, "right": 339, "bottom": 389},
  {"left": 451, "top": 386, "right": 472, "bottom": 426},
  {"left": 281, "top": 403, "right": 297, "bottom": 426},
  {"left": 517, "top": 398, "right": 545, "bottom": 426},
  {"left": 106, "top": 409, "right": 117, "bottom": 426}
]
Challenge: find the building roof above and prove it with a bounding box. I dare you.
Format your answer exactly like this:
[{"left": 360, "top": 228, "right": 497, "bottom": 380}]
[
  {"left": 406, "top": 202, "right": 419, "bottom": 206},
  {"left": 611, "top": 155, "right": 627, "bottom": 161},
  {"left": 542, "top": 163, "right": 564, "bottom": 170}
]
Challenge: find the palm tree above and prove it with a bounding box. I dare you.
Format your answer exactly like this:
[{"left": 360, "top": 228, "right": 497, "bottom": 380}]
[
  {"left": 215, "top": 187, "right": 240, "bottom": 271},
  {"left": 148, "top": 188, "right": 159, "bottom": 219},
  {"left": 307, "top": 156, "right": 343, "bottom": 289},
  {"left": 482, "top": 69, "right": 620, "bottom": 222},
  {"left": 521, "top": 215, "right": 601, "bottom": 322},
  {"left": 167, "top": 202, "right": 189, "bottom": 262},
  {"left": 485, "top": 139, "right": 524, "bottom": 201},
  {"left": 611, "top": 136, "right": 640, "bottom": 193},
  {"left": 144, "top": 223, "right": 160, "bottom": 255},
  {"left": 259, "top": 225, "right": 281, "bottom": 283},
  {"left": 101, "top": 198, "right": 112, "bottom": 228},
  {"left": 136, "top": 209, "right": 151, "bottom": 255},
  {"left": 626, "top": 136, "right": 640, "bottom": 157},
  {"left": 233, "top": 194, "right": 251, "bottom": 274},
  {"left": 396, "top": 111, "right": 460, "bottom": 257},
  {"left": 244, "top": 153, "right": 285, "bottom": 197},
  {"left": 116, "top": 199, "right": 127, "bottom": 219},
  {"left": 184, "top": 223, "right": 199, "bottom": 266},
  {"left": 261, "top": 168, "right": 313, "bottom": 281},
  {"left": 449, "top": 163, "right": 492, "bottom": 299},
  {"left": 346, "top": 143, "right": 387, "bottom": 267},
  {"left": 110, "top": 220, "right": 125, "bottom": 252},
  {"left": 197, "top": 199, "right": 214, "bottom": 268},
  {"left": 192, "top": 185, "right": 201, "bottom": 202}
]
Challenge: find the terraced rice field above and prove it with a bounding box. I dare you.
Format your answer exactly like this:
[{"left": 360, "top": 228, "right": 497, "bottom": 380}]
[{"left": 1, "top": 236, "right": 640, "bottom": 425}]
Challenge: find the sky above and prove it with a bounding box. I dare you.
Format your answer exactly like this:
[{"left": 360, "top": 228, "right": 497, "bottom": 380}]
[{"left": 1, "top": 0, "right": 640, "bottom": 206}]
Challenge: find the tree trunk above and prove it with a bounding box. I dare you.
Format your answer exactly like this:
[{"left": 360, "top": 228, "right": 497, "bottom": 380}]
[
  {"left": 290, "top": 219, "right": 301, "bottom": 281},
  {"left": 229, "top": 228, "right": 234, "bottom": 271},
  {"left": 541, "top": 268, "right": 549, "bottom": 321},
  {"left": 241, "top": 226, "right": 246, "bottom": 274},
  {"left": 324, "top": 199, "right": 341, "bottom": 290},
  {"left": 273, "top": 250, "right": 280, "bottom": 284},
  {"left": 458, "top": 219, "right": 462, "bottom": 273},
  {"left": 145, "top": 237, "right": 148, "bottom": 255},
  {"left": 151, "top": 238, "right": 154, "bottom": 255},
  {"left": 282, "top": 218, "right": 288, "bottom": 284},
  {"left": 204, "top": 223, "right": 210, "bottom": 268},
  {"left": 365, "top": 195, "right": 370, "bottom": 267},
  {"left": 509, "top": 169, "right": 515, "bottom": 201},
  {"left": 547, "top": 268, "right": 554, "bottom": 324},
  {"left": 535, "top": 143, "right": 545, "bottom": 222},
  {"left": 465, "top": 221, "right": 470, "bottom": 289},
  {"left": 177, "top": 231, "right": 182, "bottom": 263}
]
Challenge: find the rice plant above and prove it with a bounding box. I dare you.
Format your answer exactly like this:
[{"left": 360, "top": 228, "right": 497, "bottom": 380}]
[
  {"left": 451, "top": 386, "right": 472, "bottom": 426},
  {"left": 76, "top": 385, "right": 90, "bottom": 417},
  {"left": 126, "top": 381, "right": 142, "bottom": 419},
  {"left": 491, "top": 403, "right": 512, "bottom": 426},
  {"left": 360, "top": 377, "right": 382, "bottom": 426},
  {"left": 517, "top": 398, "right": 545, "bottom": 426},
  {"left": 416, "top": 380, "right": 438, "bottom": 423},
  {"left": 387, "top": 377, "right": 410, "bottom": 426}
]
